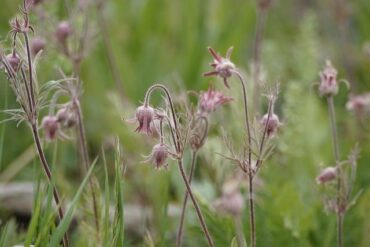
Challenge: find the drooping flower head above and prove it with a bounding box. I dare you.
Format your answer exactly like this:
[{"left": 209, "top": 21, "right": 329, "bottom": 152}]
[
  {"left": 56, "top": 21, "right": 72, "bottom": 44},
  {"left": 319, "top": 60, "right": 339, "bottom": 97},
  {"left": 204, "top": 47, "right": 236, "bottom": 88},
  {"left": 260, "top": 113, "right": 281, "bottom": 137},
  {"left": 135, "top": 105, "right": 155, "bottom": 135},
  {"left": 42, "top": 115, "right": 59, "bottom": 141},
  {"left": 146, "top": 143, "right": 169, "bottom": 169},
  {"left": 316, "top": 166, "right": 337, "bottom": 184},
  {"left": 56, "top": 107, "right": 77, "bottom": 128},
  {"left": 31, "top": 36, "right": 46, "bottom": 56},
  {"left": 197, "top": 86, "right": 233, "bottom": 116},
  {"left": 346, "top": 93, "right": 370, "bottom": 116},
  {"left": 6, "top": 52, "right": 20, "bottom": 72},
  {"left": 214, "top": 190, "right": 244, "bottom": 216}
]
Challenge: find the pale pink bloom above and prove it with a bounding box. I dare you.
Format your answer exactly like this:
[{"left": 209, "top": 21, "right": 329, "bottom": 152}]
[
  {"left": 214, "top": 190, "right": 244, "bottom": 216},
  {"left": 42, "top": 115, "right": 59, "bottom": 141},
  {"left": 319, "top": 60, "right": 338, "bottom": 97},
  {"left": 134, "top": 105, "right": 155, "bottom": 135},
  {"left": 316, "top": 166, "right": 337, "bottom": 184},
  {"left": 6, "top": 52, "right": 20, "bottom": 72},
  {"left": 204, "top": 47, "right": 236, "bottom": 88},
  {"left": 198, "top": 87, "right": 233, "bottom": 116},
  {"left": 346, "top": 93, "right": 370, "bottom": 115},
  {"left": 260, "top": 113, "right": 281, "bottom": 137},
  {"left": 146, "top": 143, "right": 169, "bottom": 169},
  {"left": 31, "top": 36, "right": 46, "bottom": 56},
  {"left": 56, "top": 21, "right": 72, "bottom": 43}
]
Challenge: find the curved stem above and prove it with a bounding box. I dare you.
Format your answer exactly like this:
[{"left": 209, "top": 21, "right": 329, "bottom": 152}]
[
  {"left": 74, "top": 98, "right": 100, "bottom": 234},
  {"left": 327, "top": 96, "right": 343, "bottom": 247},
  {"left": 31, "top": 123, "right": 69, "bottom": 247},
  {"left": 176, "top": 151, "right": 197, "bottom": 247},
  {"left": 177, "top": 159, "right": 214, "bottom": 247},
  {"left": 144, "top": 84, "right": 181, "bottom": 151},
  {"left": 144, "top": 84, "right": 212, "bottom": 245},
  {"left": 232, "top": 70, "right": 255, "bottom": 247}
]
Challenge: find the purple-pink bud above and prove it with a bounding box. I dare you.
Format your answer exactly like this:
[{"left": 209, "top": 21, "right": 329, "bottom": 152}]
[
  {"left": 260, "top": 113, "right": 281, "bottom": 137},
  {"left": 31, "top": 37, "right": 46, "bottom": 56},
  {"left": 56, "top": 21, "right": 72, "bottom": 43},
  {"left": 56, "top": 107, "right": 76, "bottom": 128},
  {"left": 346, "top": 93, "right": 370, "bottom": 116},
  {"left": 198, "top": 87, "right": 233, "bottom": 116},
  {"left": 42, "top": 115, "right": 59, "bottom": 141},
  {"left": 204, "top": 47, "right": 235, "bottom": 88},
  {"left": 6, "top": 53, "right": 20, "bottom": 72},
  {"left": 148, "top": 143, "right": 169, "bottom": 169},
  {"left": 319, "top": 61, "right": 338, "bottom": 97},
  {"left": 135, "top": 105, "right": 155, "bottom": 135},
  {"left": 316, "top": 166, "right": 337, "bottom": 184},
  {"left": 214, "top": 191, "right": 244, "bottom": 216}
]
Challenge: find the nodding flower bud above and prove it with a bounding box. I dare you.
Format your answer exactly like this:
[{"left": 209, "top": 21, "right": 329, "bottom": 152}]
[
  {"left": 260, "top": 113, "right": 281, "bottom": 137},
  {"left": 214, "top": 190, "right": 244, "bottom": 216},
  {"left": 316, "top": 166, "right": 337, "bottom": 184},
  {"left": 197, "top": 87, "right": 233, "bottom": 117},
  {"left": 319, "top": 60, "right": 338, "bottom": 97},
  {"left": 346, "top": 93, "right": 370, "bottom": 116},
  {"left": 31, "top": 37, "right": 46, "bottom": 56},
  {"left": 135, "top": 105, "right": 155, "bottom": 135},
  {"left": 56, "top": 107, "right": 77, "bottom": 128},
  {"left": 204, "top": 47, "right": 236, "bottom": 88},
  {"left": 42, "top": 115, "right": 59, "bottom": 141},
  {"left": 6, "top": 52, "right": 20, "bottom": 72},
  {"left": 146, "top": 143, "right": 169, "bottom": 169},
  {"left": 56, "top": 21, "right": 72, "bottom": 43}
]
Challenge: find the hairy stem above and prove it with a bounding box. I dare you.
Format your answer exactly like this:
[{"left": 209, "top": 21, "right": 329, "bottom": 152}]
[
  {"left": 327, "top": 96, "right": 343, "bottom": 247},
  {"left": 144, "top": 84, "right": 213, "bottom": 245},
  {"left": 176, "top": 151, "right": 197, "bottom": 247},
  {"left": 74, "top": 98, "right": 100, "bottom": 234},
  {"left": 23, "top": 33, "right": 35, "bottom": 109},
  {"left": 177, "top": 159, "right": 214, "bottom": 247},
  {"left": 31, "top": 124, "right": 69, "bottom": 247},
  {"left": 232, "top": 70, "right": 255, "bottom": 246}
]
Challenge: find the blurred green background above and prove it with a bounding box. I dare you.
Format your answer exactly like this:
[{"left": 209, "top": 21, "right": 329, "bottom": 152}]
[{"left": 0, "top": 0, "right": 370, "bottom": 246}]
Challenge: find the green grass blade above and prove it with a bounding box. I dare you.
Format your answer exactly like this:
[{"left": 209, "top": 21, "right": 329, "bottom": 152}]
[{"left": 49, "top": 158, "right": 97, "bottom": 247}]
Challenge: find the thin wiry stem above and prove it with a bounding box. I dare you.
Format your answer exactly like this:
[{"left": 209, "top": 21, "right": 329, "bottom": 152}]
[
  {"left": 144, "top": 84, "right": 213, "bottom": 246},
  {"left": 31, "top": 124, "right": 69, "bottom": 247},
  {"left": 327, "top": 96, "right": 343, "bottom": 247},
  {"left": 21, "top": 28, "right": 69, "bottom": 247},
  {"left": 231, "top": 70, "right": 255, "bottom": 247},
  {"left": 176, "top": 150, "right": 197, "bottom": 247},
  {"left": 177, "top": 159, "right": 214, "bottom": 247},
  {"left": 74, "top": 98, "right": 100, "bottom": 234}
]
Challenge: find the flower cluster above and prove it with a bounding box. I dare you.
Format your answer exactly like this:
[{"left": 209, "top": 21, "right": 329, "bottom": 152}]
[
  {"left": 41, "top": 106, "right": 77, "bottom": 141},
  {"left": 346, "top": 93, "right": 370, "bottom": 116}
]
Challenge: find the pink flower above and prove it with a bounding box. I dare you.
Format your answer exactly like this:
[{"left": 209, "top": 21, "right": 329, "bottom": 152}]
[
  {"left": 319, "top": 60, "right": 338, "bottom": 97},
  {"left": 135, "top": 105, "right": 155, "bottom": 135},
  {"left": 31, "top": 36, "right": 46, "bottom": 56},
  {"left": 198, "top": 87, "right": 233, "bottom": 116},
  {"left": 214, "top": 190, "right": 244, "bottom": 216},
  {"left": 260, "top": 113, "right": 281, "bottom": 137},
  {"left": 6, "top": 52, "right": 20, "bottom": 72},
  {"left": 56, "top": 21, "right": 72, "bottom": 43},
  {"left": 42, "top": 115, "right": 59, "bottom": 141},
  {"left": 316, "top": 166, "right": 337, "bottom": 184},
  {"left": 346, "top": 93, "right": 370, "bottom": 115},
  {"left": 146, "top": 143, "right": 169, "bottom": 169},
  {"left": 204, "top": 47, "right": 236, "bottom": 88}
]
